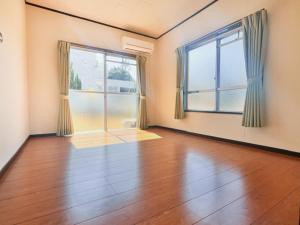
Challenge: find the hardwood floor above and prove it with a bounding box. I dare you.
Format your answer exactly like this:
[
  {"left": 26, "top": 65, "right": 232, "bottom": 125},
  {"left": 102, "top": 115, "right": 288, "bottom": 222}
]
[{"left": 0, "top": 128, "right": 299, "bottom": 225}]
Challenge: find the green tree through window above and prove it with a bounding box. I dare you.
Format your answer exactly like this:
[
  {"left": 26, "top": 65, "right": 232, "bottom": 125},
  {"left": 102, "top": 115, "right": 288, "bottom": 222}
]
[
  {"left": 107, "top": 66, "right": 133, "bottom": 81},
  {"left": 70, "top": 63, "right": 82, "bottom": 90}
]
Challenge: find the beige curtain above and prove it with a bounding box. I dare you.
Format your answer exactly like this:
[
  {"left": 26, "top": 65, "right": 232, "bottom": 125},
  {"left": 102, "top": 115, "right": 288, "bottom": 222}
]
[
  {"left": 174, "top": 47, "right": 186, "bottom": 119},
  {"left": 136, "top": 55, "right": 148, "bottom": 130},
  {"left": 57, "top": 41, "right": 74, "bottom": 136}
]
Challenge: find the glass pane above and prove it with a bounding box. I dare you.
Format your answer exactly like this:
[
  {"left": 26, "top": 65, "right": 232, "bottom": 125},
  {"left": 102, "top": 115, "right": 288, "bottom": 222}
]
[
  {"left": 106, "top": 55, "right": 122, "bottom": 62},
  {"left": 220, "top": 32, "right": 239, "bottom": 45},
  {"left": 219, "top": 89, "right": 246, "bottom": 112},
  {"left": 220, "top": 38, "right": 247, "bottom": 87},
  {"left": 238, "top": 30, "right": 243, "bottom": 38},
  {"left": 188, "top": 41, "right": 216, "bottom": 91},
  {"left": 69, "top": 90, "right": 104, "bottom": 132},
  {"left": 107, "top": 94, "right": 138, "bottom": 129},
  {"left": 70, "top": 48, "right": 104, "bottom": 92},
  {"left": 124, "top": 58, "right": 137, "bottom": 65},
  {"left": 187, "top": 92, "right": 216, "bottom": 111},
  {"left": 106, "top": 61, "right": 137, "bottom": 93}
]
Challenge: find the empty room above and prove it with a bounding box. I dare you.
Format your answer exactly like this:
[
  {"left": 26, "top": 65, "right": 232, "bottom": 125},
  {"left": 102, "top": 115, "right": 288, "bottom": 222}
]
[{"left": 1, "top": 0, "right": 300, "bottom": 224}]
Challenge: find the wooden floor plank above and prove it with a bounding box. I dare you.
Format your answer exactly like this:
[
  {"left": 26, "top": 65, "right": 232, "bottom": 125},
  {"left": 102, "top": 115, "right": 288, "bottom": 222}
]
[
  {"left": 251, "top": 187, "right": 300, "bottom": 225},
  {"left": 0, "top": 128, "right": 299, "bottom": 225},
  {"left": 74, "top": 159, "right": 300, "bottom": 225},
  {"left": 0, "top": 159, "right": 264, "bottom": 225},
  {"left": 194, "top": 165, "right": 300, "bottom": 225},
  {"left": 0, "top": 152, "right": 260, "bottom": 214}
]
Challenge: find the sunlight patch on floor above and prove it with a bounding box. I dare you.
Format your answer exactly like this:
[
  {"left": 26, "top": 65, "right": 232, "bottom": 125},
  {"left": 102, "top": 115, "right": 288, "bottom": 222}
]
[
  {"left": 118, "top": 132, "right": 162, "bottom": 143},
  {"left": 70, "top": 129, "right": 161, "bottom": 149}
]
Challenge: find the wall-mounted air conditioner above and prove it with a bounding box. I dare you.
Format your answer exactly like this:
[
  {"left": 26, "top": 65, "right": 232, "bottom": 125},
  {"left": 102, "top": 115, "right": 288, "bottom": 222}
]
[{"left": 122, "top": 36, "right": 154, "bottom": 54}]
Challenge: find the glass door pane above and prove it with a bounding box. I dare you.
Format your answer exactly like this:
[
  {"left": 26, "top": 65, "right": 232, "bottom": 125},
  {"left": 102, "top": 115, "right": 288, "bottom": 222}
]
[
  {"left": 106, "top": 56, "right": 138, "bottom": 129},
  {"left": 69, "top": 91, "right": 105, "bottom": 132},
  {"left": 107, "top": 94, "right": 138, "bottom": 129},
  {"left": 69, "top": 47, "right": 105, "bottom": 132}
]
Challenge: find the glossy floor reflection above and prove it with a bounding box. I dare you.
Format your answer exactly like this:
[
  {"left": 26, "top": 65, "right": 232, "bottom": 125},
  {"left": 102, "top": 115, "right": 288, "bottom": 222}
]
[{"left": 0, "top": 128, "right": 299, "bottom": 225}]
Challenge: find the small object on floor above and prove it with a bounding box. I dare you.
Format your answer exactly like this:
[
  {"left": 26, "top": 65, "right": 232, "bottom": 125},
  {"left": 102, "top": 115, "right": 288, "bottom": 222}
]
[{"left": 122, "top": 118, "right": 136, "bottom": 128}]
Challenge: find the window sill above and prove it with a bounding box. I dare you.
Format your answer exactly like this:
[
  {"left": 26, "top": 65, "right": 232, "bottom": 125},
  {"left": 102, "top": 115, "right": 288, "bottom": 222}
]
[{"left": 185, "top": 110, "right": 243, "bottom": 115}]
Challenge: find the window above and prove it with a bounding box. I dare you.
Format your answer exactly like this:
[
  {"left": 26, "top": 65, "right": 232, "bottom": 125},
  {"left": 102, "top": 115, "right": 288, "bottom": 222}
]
[
  {"left": 69, "top": 46, "right": 138, "bottom": 132},
  {"left": 185, "top": 23, "right": 247, "bottom": 113}
]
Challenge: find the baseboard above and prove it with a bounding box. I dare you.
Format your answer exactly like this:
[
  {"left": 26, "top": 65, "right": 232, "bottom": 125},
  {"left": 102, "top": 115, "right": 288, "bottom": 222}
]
[
  {"left": 30, "top": 133, "right": 56, "bottom": 137},
  {"left": 0, "top": 136, "right": 30, "bottom": 180},
  {"left": 149, "top": 125, "right": 300, "bottom": 158}
]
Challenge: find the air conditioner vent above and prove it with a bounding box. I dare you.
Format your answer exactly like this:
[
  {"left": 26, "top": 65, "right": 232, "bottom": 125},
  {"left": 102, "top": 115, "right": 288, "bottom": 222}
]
[{"left": 122, "top": 36, "right": 154, "bottom": 54}]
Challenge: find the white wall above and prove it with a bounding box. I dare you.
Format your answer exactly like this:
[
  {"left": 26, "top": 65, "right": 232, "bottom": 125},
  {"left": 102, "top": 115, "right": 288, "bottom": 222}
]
[
  {"left": 26, "top": 6, "right": 156, "bottom": 134},
  {"left": 153, "top": 0, "right": 300, "bottom": 152},
  {"left": 0, "top": 0, "right": 29, "bottom": 170}
]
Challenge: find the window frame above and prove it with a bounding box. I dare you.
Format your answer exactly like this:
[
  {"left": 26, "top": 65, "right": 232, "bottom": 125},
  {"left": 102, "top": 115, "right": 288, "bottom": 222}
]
[{"left": 184, "top": 21, "right": 246, "bottom": 115}]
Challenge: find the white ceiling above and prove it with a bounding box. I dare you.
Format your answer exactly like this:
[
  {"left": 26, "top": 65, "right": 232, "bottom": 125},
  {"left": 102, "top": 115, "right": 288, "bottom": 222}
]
[{"left": 26, "top": 0, "right": 215, "bottom": 38}]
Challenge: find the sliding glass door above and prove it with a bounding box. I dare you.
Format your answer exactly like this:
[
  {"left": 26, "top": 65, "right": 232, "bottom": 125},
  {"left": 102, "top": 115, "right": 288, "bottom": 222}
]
[
  {"left": 69, "top": 46, "right": 137, "bottom": 133},
  {"left": 106, "top": 56, "right": 138, "bottom": 130}
]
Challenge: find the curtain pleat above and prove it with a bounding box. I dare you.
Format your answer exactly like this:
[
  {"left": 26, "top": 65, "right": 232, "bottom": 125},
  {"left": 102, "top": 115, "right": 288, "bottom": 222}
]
[
  {"left": 136, "top": 55, "right": 148, "bottom": 130},
  {"left": 242, "top": 9, "right": 267, "bottom": 127},
  {"left": 57, "top": 41, "right": 74, "bottom": 136},
  {"left": 174, "top": 47, "right": 186, "bottom": 119}
]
